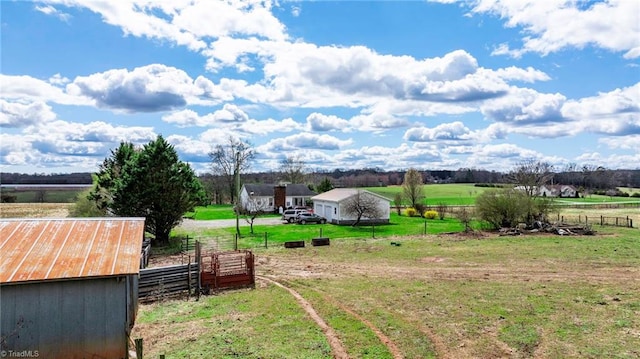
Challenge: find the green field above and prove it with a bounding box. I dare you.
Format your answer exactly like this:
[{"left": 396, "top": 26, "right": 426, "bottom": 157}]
[
  {"left": 365, "top": 183, "right": 640, "bottom": 206},
  {"left": 0, "top": 188, "right": 85, "bottom": 203},
  {"left": 134, "top": 227, "right": 640, "bottom": 358}
]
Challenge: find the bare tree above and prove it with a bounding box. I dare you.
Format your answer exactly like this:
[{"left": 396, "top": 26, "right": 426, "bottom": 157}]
[
  {"left": 209, "top": 137, "right": 255, "bottom": 204},
  {"left": 242, "top": 195, "right": 269, "bottom": 235},
  {"left": 393, "top": 193, "right": 403, "bottom": 215},
  {"left": 454, "top": 206, "right": 474, "bottom": 232},
  {"left": 279, "top": 155, "right": 306, "bottom": 183},
  {"left": 435, "top": 202, "right": 447, "bottom": 220},
  {"left": 402, "top": 168, "right": 424, "bottom": 208},
  {"left": 209, "top": 137, "right": 255, "bottom": 237},
  {"left": 508, "top": 159, "right": 554, "bottom": 197},
  {"left": 342, "top": 190, "right": 383, "bottom": 227}
]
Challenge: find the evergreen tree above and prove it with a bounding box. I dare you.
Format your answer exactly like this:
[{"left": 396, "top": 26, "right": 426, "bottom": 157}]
[
  {"left": 91, "top": 136, "right": 206, "bottom": 245},
  {"left": 316, "top": 177, "right": 334, "bottom": 193}
]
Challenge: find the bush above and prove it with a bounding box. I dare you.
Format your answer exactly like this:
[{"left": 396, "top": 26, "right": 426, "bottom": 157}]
[
  {"left": 404, "top": 207, "right": 418, "bottom": 217},
  {"left": 632, "top": 192, "right": 640, "bottom": 198},
  {"left": 413, "top": 203, "right": 427, "bottom": 217},
  {"left": 70, "top": 188, "right": 106, "bottom": 217},
  {"left": 424, "top": 210, "right": 438, "bottom": 219},
  {"left": 475, "top": 189, "right": 556, "bottom": 229}
]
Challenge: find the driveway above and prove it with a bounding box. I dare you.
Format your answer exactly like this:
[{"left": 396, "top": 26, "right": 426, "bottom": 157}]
[{"left": 178, "top": 217, "right": 283, "bottom": 230}]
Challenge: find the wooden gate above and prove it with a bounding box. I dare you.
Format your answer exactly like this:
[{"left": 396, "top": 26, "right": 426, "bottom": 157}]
[{"left": 200, "top": 250, "right": 255, "bottom": 292}]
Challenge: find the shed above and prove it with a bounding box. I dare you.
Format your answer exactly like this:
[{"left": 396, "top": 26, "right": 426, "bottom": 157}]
[
  {"left": 311, "top": 188, "right": 391, "bottom": 225},
  {"left": 0, "top": 217, "right": 145, "bottom": 359}
]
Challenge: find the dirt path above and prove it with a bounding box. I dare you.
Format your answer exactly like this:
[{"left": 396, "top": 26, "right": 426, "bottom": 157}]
[
  {"left": 312, "top": 288, "right": 404, "bottom": 359},
  {"left": 258, "top": 275, "right": 350, "bottom": 359}
]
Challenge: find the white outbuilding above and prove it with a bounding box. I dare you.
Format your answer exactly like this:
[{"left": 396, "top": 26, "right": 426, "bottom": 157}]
[{"left": 311, "top": 188, "right": 391, "bottom": 225}]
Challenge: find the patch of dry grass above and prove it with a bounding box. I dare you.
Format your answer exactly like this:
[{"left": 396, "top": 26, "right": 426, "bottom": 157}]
[{"left": 0, "top": 203, "right": 72, "bottom": 218}]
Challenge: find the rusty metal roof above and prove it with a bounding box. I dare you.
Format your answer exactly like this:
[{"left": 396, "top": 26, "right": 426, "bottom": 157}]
[{"left": 0, "top": 218, "right": 145, "bottom": 284}]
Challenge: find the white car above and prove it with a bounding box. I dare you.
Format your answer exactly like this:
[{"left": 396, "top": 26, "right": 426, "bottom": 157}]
[{"left": 281, "top": 209, "right": 310, "bottom": 223}]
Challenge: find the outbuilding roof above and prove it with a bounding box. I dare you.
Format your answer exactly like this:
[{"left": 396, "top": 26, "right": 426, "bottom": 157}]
[
  {"left": 0, "top": 218, "right": 145, "bottom": 284},
  {"left": 311, "top": 188, "right": 391, "bottom": 202}
]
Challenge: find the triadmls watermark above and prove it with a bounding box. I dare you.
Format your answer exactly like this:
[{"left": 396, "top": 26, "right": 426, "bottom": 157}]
[{"left": 0, "top": 350, "right": 40, "bottom": 358}]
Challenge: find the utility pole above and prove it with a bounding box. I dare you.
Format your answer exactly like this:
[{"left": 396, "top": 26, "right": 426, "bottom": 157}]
[{"left": 235, "top": 151, "right": 241, "bottom": 243}]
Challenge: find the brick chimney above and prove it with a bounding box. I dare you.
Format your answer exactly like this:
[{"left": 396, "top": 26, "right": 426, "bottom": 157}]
[{"left": 274, "top": 185, "right": 286, "bottom": 212}]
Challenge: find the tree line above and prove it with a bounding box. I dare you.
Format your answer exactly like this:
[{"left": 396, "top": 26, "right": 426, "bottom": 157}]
[{"left": 5, "top": 135, "right": 635, "bottom": 245}]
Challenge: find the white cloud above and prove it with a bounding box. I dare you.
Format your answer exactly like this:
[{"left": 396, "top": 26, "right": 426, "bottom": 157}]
[
  {"left": 66, "top": 64, "right": 223, "bottom": 112},
  {"left": 0, "top": 100, "right": 56, "bottom": 128},
  {"left": 40, "top": 0, "right": 287, "bottom": 52},
  {"left": 259, "top": 133, "right": 353, "bottom": 152},
  {"left": 471, "top": 0, "right": 640, "bottom": 59},
  {"left": 404, "top": 121, "right": 474, "bottom": 142},
  {"left": 0, "top": 74, "right": 90, "bottom": 106},
  {"left": 306, "top": 113, "right": 351, "bottom": 132},
  {"left": 163, "top": 104, "right": 249, "bottom": 127},
  {"left": 35, "top": 4, "right": 71, "bottom": 22},
  {"left": 482, "top": 88, "right": 567, "bottom": 124},
  {"left": 599, "top": 135, "right": 640, "bottom": 151}
]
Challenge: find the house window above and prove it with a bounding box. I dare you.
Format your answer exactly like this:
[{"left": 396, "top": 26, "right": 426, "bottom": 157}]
[
  {"left": 334, "top": 208, "right": 337, "bottom": 215},
  {"left": 269, "top": 198, "right": 273, "bottom": 206}
]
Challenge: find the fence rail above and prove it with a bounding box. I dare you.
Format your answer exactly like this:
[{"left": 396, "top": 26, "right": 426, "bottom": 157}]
[
  {"left": 138, "top": 263, "right": 199, "bottom": 302},
  {"left": 556, "top": 214, "right": 634, "bottom": 228}
]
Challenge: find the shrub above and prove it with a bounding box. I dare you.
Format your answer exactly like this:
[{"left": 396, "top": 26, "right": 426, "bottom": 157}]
[
  {"left": 435, "top": 202, "right": 447, "bottom": 220},
  {"left": 424, "top": 210, "right": 438, "bottom": 219},
  {"left": 414, "top": 203, "right": 427, "bottom": 217},
  {"left": 404, "top": 207, "right": 418, "bottom": 217},
  {"left": 475, "top": 189, "right": 557, "bottom": 229},
  {"left": 632, "top": 192, "right": 640, "bottom": 198}
]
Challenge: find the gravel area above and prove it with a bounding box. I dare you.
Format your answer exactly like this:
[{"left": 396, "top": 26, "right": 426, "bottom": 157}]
[{"left": 177, "top": 217, "right": 283, "bottom": 230}]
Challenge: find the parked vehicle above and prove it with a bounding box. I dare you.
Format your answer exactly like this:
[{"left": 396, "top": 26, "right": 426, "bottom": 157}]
[
  {"left": 282, "top": 209, "right": 310, "bottom": 223},
  {"left": 296, "top": 213, "right": 327, "bottom": 224}
]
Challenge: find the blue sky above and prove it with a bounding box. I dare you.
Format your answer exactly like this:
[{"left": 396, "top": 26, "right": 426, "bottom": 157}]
[{"left": 1, "top": 0, "right": 639, "bottom": 175}]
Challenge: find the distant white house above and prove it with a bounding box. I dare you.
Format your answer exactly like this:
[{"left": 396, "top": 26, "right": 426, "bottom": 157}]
[
  {"left": 514, "top": 184, "right": 578, "bottom": 198},
  {"left": 538, "top": 185, "right": 578, "bottom": 198},
  {"left": 240, "top": 184, "right": 316, "bottom": 213},
  {"left": 311, "top": 188, "right": 391, "bottom": 225}
]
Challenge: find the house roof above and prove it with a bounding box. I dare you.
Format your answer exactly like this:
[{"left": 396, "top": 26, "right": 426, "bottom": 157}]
[
  {"left": 244, "top": 183, "right": 316, "bottom": 197},
  {"left": 244, "top": 184, "right": 277, "bottom": 196},
  {"left": 0, "top": 218, "right": 145, "bottom": 284},
  {"left": 311, "top": 188, "right": 391, "bottom": 203}
]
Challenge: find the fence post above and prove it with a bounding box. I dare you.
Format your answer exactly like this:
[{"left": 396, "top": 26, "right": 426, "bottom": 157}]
[
  {"left": 135, "top": 338, "right": 143, "bottom": 359},
  {"left": 264, "top": 232, "right": 268, "bottom": 249},
  {"left": 601, "top": 215, "right": 604, "bottom": 226},
  {"left": 187, "top": 256, "right": 191, "bottom": 301},
  {"left": 196, "top": 240, "right": 201, "bottom": 301}
]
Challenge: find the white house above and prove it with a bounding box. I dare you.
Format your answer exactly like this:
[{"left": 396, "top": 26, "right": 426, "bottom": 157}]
[
  {"left": 514, "top": 184, "right": 578, "bottom": 198},
  {"left": 311, "top": 188, "right": 391, "bottom": 225},
  {"left": 240, "top": 184, "right": 317, "bottom": 213},
  {"left": 538, "top": 185, "right": 578, "bottom": 198}
]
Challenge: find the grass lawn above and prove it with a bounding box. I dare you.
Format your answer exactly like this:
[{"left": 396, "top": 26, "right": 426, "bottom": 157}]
[
  {"left": 133, "top": 227, "right": 640, "bottom": 358},
  {"left": 172, "top": 212, "right": 469, "bottom": 249}
]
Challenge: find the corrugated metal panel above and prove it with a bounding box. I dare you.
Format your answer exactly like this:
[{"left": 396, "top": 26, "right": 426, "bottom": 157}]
[{"left": 0, "top": 218, "right": 145, "bottom": 283}]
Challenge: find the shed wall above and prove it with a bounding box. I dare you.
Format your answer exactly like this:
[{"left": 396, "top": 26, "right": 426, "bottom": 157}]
[{"left": 1, "top": 276, "right": 136, "bottom": 359}]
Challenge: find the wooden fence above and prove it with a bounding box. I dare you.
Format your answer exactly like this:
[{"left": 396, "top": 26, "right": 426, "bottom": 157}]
[
  {"left": 138, "top": 262, "right": 199, "bottom": 302},
  {"left": 556, "top": 214, "right": 634, "bottom": 228},
  {"left": 139, "top": 241, "right": 255, "bottom": 302}
]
